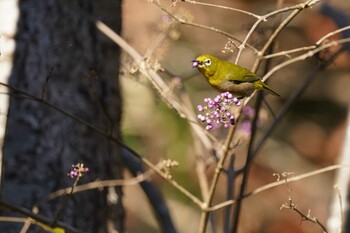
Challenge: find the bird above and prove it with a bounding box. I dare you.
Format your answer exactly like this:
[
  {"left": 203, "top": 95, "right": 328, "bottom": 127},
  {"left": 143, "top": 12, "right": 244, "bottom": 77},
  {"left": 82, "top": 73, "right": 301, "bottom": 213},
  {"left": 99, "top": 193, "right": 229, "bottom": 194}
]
[{"left": 192, "top": 54, "right": 279, "bottom": 98}]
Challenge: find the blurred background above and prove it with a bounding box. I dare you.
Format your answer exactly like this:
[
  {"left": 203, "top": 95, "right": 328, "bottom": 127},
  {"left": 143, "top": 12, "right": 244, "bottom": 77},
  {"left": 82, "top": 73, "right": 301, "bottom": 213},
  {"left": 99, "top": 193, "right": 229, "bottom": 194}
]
[{"left": 121, "top": 0, "right": 350, "bottom": 232}]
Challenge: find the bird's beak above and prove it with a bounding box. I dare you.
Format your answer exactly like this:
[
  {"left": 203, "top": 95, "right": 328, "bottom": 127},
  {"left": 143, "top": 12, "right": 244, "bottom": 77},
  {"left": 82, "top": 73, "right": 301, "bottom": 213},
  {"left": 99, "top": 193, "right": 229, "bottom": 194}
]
[{"left": 192, "top": 60, "right": 201, "bottom": 68}]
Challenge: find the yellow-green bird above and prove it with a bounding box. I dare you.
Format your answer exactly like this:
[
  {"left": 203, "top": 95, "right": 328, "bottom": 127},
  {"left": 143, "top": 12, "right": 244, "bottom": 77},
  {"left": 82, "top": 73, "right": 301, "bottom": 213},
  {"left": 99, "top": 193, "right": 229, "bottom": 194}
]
[{"left": 192, "top": 54, "right": 279, "bottom": 98}]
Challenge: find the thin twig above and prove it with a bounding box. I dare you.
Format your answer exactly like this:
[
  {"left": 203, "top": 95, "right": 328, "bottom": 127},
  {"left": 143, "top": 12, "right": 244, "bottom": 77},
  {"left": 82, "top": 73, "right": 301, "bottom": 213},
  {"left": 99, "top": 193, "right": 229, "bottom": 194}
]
[
  {"left": 316, "top": 25, "right": 350, "bottom": 45},
  {"left": 207, "top": 164, "right": 350, "bottom": 212},
  {"left": 179, "top": 0, "right": 261, "bottom": 19},
  {"left": 252, "top": 0, "right": 319, "bottom": 71},
  {"left": 44, "top": 168, "right": 156, "bottom": 202},
  {"left": 246, "top": 164, "right": 350, "bottom": 198},
  {"left": 261, "top": 25, "right": 350, "bottom": 62},
  {"left": 236, "top": 0, "right": 321, "bottom": 64},
  {"left": 262, "top": 38, "right": 350, "bottom": 81},
  {"left": 262, "top": 45, "right": 316, "bottom": 59},
  {"left": 281, "top": 197, "right": 328, "bottom": 233},
  {"left": 152, "top": 0, "right": 258, "bottom": 53}
]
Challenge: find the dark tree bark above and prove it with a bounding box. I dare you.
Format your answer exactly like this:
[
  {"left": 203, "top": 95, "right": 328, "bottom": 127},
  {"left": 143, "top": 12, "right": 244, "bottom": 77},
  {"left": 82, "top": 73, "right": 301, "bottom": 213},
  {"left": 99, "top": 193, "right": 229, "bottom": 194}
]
[{"left": 0, "top": 0, "right": 124, "bottom": 232}]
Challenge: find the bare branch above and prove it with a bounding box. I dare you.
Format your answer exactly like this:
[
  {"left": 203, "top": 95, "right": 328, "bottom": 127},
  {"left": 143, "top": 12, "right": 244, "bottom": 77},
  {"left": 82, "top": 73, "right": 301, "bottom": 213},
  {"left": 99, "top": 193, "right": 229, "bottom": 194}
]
[
  {"left": 206, "top": 164, "right": 350, "bottom": 212},
  {"left": 44, "top": 168, "right": 157, "bottom": 202},
  {"left": 246, "top": 164, "right": 350, "bottom": 198},
  {"left": 262, "top": 45, "right": 317, "bottom": 59},
  {"left": 179, "top": 0, "right": 261, "bottom": 19},
  {"left": 262, "top": 38, "right": 350, "bottom": 82},
  {"left": 252, "top": 0, "right": 321, "bottom": 71},
  {"left": 316, "top": 25, "right": 350, "bottom": 45},
  {"left": 95, "top": 20, "right": 214, "bottom": 152},
  {"left": 236, "top": 0, "right": 321, "bottom": 65},
  {"left": 281, "top": 195, "right": 328, "bottom": 233},
  {"left": 152, "top": 0, "right": 258, "bottom": 53}
]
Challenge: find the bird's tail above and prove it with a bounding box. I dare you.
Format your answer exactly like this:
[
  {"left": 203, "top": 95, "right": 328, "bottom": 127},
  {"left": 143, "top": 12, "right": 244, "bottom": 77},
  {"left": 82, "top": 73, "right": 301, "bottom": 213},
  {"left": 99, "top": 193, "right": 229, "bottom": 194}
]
[{"left": 263, "top": 83, "right": 280, "bottom": 96}]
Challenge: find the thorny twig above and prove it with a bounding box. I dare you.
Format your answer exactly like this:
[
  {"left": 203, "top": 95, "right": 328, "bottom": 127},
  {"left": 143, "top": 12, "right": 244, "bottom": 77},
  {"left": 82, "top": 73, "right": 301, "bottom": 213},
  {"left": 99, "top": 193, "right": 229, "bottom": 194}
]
[
  {"left": 281, "top": 199, "right": 328, "bottom": 233},
  {"left": 279, "top": 172, "right": 328, "bottom": 233}
]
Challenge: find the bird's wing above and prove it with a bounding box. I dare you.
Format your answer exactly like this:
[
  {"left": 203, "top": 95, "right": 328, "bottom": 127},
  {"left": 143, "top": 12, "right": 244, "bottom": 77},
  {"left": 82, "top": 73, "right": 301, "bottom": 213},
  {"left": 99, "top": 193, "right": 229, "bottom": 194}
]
[{"left": 225, "top": 70, "right": 260, "bottom": 84}]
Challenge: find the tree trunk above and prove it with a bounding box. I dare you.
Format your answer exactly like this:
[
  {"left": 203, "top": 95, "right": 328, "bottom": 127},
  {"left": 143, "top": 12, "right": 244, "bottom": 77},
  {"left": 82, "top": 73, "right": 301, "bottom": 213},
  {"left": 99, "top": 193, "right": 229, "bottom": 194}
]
[{"left": 0, "top": 0, "right": 124, "bottom": 232}]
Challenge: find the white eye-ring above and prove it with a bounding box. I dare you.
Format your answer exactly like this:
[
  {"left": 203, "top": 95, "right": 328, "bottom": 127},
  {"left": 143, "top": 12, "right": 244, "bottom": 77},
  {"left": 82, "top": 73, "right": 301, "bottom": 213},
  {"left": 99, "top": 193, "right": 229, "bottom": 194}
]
[{"left": 204, "top": 58, "right": 212, "bottom": 66}]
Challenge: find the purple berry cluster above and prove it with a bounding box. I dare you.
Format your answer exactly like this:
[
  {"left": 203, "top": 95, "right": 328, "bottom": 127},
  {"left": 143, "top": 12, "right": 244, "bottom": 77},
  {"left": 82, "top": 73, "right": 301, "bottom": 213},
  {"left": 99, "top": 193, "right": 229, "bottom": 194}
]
[
  {"left": 68, "top": 163, "right": 89, "bottom": 178},
  {"left": 197, "top": 92, "right": 240, "bottom": 131}
]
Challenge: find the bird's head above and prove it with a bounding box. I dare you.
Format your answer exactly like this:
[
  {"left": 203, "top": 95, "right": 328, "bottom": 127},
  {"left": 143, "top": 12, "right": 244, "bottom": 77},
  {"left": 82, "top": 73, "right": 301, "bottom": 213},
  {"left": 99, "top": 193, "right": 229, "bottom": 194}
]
[{"left": 192, "top": 54, "right": 220, "bottom": 76}]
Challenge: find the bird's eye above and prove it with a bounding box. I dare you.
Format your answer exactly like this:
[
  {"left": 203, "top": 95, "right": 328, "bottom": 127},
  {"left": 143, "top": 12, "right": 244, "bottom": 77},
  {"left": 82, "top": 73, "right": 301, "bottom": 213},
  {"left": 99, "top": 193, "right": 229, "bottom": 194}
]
[{"left": 204, "top": 58, "right": 212, "bottom": 66}]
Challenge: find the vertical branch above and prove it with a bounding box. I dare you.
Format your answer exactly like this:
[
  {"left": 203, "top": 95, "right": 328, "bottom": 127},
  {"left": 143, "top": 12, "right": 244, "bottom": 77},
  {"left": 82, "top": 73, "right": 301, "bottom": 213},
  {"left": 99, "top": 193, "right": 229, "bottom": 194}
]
[
  {"left": 223, "top": 155, "right": 236, "bottom": 233},
  {"left": 198, "top": 123, "right": 238, "bottom": 233},
  {"left": 231, "top": 22, "right": 280, "bottom": 229},
  {"left": 230, "top": 92, "right": 264, "bottom": 233}
]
